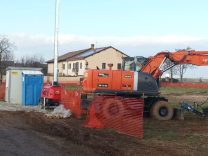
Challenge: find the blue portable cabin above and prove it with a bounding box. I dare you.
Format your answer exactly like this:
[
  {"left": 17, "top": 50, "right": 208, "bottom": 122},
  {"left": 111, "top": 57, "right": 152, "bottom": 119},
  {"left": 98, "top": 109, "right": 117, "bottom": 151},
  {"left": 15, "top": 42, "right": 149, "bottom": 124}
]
[
  {"left": 6, "top": 67, "right": 43, "bottom": 105},
  {"left": 22, "top": 71, "right": 43, "bottom": 106}
]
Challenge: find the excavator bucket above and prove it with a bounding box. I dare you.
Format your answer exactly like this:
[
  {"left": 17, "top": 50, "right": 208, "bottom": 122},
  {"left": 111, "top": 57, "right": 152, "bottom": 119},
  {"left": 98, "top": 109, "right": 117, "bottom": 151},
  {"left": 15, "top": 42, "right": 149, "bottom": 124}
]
[{"left": 84, "top": 96, "right": 144, "bottom": 138}]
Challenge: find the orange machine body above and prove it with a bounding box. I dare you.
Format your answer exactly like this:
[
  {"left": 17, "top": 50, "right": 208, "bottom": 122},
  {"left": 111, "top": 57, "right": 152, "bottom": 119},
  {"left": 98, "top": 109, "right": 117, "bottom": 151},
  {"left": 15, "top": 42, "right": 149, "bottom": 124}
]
[
  {"left": 83, "top": 69, "right": 134, "bottom": 92},
  {"left": 82, "top": 69, "right": 159, "bottom": 97}
]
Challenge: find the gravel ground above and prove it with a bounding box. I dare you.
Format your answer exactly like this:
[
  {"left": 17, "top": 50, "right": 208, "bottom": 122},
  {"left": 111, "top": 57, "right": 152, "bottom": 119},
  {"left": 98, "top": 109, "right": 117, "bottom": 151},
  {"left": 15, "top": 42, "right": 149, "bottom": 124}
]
[{"left": 0, "top": 102, "right": 46, "bottom": 112}]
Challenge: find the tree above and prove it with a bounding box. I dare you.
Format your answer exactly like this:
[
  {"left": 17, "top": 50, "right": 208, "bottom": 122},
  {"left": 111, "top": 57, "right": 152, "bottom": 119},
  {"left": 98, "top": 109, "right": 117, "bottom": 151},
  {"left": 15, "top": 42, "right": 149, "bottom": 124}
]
[
  {"left": 0, "top": 37, "right": 14, "bottom": 83},
  {"left": 163, "top": 47, "right": 195, "bottom": 82},
  {"left": 175, "top": 47, "right": 194, "bottom": 82},
  {"left": 163, "top": 58, "right": 178, "bottom": 82},
  {"left": 177, "top": 64, "right": 193, "bottom": 82},
  {"left": 16, "top": 55, "right": 47, "bottom": 74}
]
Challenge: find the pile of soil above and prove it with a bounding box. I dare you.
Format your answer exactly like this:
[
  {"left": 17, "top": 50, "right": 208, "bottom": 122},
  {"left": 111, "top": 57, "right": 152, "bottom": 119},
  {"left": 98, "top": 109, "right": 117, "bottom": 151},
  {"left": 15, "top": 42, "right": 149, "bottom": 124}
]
[{"left": 0, "top": 111, "right": 208, "bottom": 156}]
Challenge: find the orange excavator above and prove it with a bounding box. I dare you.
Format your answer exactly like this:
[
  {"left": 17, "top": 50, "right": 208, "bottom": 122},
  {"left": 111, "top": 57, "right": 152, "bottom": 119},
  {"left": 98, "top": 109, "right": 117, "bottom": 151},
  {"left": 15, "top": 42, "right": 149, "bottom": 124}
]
[
  {"left": 82, "top": 50, "right": 208, "bottom": 120},
  {"left": 49, "top": 49, "right": 208, "bottom": 138}
]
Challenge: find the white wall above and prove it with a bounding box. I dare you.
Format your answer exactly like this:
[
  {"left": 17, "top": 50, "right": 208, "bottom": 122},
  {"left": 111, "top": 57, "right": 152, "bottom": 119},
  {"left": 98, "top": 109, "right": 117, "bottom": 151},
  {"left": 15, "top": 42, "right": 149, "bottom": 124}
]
[{"left": 61, "top": 60, "right": 86, "bottom": 76}]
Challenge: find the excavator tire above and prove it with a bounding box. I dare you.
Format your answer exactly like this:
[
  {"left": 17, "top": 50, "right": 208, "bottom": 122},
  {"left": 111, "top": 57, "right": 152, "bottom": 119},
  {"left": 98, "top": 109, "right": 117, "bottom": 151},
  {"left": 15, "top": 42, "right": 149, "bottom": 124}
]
[{"left": 150, "top": 100, "right": 173, "bottom": 120}]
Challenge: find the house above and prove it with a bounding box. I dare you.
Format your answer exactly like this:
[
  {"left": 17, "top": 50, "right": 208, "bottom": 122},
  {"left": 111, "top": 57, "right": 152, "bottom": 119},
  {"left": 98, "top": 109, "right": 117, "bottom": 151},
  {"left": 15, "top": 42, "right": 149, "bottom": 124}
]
[{"left": 47, "top": 44, "right": 128, "bottom": 76}]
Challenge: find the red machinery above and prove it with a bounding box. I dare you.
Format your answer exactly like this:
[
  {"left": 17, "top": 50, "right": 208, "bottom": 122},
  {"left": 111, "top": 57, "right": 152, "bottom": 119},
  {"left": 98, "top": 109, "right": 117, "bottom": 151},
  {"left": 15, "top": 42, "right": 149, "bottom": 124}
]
[{"left": 41, "top": 84, "right": 62, "bottom": 107}]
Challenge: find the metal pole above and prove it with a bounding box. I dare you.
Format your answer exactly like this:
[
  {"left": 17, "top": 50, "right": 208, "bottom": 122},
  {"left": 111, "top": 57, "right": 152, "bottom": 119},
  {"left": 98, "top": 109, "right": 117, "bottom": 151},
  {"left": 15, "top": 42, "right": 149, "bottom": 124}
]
[
  {"left": 53, "top": 0, "right": 60, "bottom": 86},
  {"left": 43, "top": 97, "right": 46, "bottom": 110}
]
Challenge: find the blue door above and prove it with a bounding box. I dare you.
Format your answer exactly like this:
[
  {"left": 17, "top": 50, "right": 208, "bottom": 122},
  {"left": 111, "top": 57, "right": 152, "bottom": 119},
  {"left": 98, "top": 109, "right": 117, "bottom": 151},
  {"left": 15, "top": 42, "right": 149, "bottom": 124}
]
[{"left": 22, "top": 74, "right": 43, "bottom": 106}]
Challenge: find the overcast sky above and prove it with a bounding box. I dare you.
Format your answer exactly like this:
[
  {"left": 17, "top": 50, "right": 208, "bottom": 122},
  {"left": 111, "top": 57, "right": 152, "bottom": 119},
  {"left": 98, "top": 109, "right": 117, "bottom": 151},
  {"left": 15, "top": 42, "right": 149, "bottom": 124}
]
[{"left": 1, "top": 0, "right": 208, "bottom": 78}]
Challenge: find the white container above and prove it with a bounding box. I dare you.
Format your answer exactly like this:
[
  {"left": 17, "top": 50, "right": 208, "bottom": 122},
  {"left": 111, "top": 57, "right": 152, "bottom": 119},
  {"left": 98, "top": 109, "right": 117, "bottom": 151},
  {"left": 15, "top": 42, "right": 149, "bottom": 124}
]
[{"left": 5, "top": 67, "right": 42, "bottom": 104}]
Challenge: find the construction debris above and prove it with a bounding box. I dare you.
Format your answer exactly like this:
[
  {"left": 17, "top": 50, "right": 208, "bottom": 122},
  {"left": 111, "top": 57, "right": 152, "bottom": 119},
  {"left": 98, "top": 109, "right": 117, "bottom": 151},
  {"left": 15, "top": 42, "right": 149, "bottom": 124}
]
[{"left": 45, "top": 104, "right": 71, "bottom": 119}]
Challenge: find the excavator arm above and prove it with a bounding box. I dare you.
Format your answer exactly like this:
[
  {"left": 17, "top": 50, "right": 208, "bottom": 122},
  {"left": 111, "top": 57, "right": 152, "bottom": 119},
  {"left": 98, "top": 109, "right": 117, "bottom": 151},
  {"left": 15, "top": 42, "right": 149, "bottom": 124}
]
[{"left": 141, "top": 50, "right": 208, "bottom": 78}]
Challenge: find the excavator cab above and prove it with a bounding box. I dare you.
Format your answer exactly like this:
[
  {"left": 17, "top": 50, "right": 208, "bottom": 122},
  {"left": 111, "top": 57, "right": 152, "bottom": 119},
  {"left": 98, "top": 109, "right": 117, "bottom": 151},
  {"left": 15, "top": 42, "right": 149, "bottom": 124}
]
[{"left": 122, "top": 56, "right": 149, "bottom": 72}]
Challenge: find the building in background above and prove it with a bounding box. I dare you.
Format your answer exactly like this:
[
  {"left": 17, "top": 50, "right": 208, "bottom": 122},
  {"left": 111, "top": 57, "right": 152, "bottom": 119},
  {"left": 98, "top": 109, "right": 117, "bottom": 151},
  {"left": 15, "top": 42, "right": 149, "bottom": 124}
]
[{"left": 47, "top": 44, "right": 128, "bottom": 76}]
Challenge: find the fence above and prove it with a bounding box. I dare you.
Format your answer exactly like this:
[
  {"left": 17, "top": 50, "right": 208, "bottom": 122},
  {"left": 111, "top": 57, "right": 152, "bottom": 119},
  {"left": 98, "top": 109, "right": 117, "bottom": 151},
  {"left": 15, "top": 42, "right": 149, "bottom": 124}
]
[
  {"left": 0, "top": 83, "right": 5, "bottom": 100},
  {"left": 161, "top": 82, "right": 208, "bottom": 88}
]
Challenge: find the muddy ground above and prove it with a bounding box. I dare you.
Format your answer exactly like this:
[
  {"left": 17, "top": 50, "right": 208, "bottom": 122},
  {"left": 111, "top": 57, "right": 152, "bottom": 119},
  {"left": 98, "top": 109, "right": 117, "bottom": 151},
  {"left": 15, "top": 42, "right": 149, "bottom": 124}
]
[
  {"left": 1, "top": 87, "right": 208, "bottom": 156},
  {"left": 0, "top": 104, "right": 208, "bottom": 156}
]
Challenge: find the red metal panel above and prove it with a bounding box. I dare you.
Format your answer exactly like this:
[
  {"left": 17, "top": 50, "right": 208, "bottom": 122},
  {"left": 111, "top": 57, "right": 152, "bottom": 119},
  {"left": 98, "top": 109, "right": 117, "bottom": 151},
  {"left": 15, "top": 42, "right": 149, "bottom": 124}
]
[
  {"left": 112, "top": 70, "right": 122, "bottom": 90},
  {"left": 82, "top": 70, "right": 94, "bottom": 92},
  {"left": 121, "top": 71, "right": 134, "bottom": 91},
  {"left": 92, "top": 70, "right": 113, "bottom": 90},
  {"left": 83, "top": 70, "right": 134, "bottom": 92}
]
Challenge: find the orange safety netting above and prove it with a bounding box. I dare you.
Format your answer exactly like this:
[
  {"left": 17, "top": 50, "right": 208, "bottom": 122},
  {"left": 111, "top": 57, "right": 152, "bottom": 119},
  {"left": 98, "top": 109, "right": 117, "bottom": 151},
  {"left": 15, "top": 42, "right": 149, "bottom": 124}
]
[
  {"left": 0, "top": 83, "right": 5, "bottom": 101},
  {"left": 60, "top": 89, "right": 144, "bottom": 138},
  {"left": 61, "top": 89, "right": 82, "bottom": 119},
  {"left": 84, "top": 96, "right": 144, "bottom": 138}
]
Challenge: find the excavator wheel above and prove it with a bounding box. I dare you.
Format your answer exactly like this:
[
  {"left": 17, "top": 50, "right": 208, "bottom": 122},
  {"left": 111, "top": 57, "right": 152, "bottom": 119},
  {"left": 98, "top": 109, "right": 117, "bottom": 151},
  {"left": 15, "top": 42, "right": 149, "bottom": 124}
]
[{"left": 150, "top": 100, "right": 173, "bottom": 120}]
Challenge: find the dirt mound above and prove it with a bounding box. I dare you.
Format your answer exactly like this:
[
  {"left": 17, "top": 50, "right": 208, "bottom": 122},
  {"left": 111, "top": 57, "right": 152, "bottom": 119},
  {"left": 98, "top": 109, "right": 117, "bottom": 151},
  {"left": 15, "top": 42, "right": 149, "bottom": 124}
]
[
  {"left": 0, "top": 111, "right": 208, "bottom": 156},
  {"left": 24, "top": 112, "right": 132, "bottom": 156}
]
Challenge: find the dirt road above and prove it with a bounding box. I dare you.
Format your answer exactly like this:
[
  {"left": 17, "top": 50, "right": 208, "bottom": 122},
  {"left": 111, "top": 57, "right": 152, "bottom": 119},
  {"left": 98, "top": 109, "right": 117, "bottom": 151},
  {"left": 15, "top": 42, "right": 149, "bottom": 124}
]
[{"left": 0, "top": 110, "right": 207, "bottom": 156}]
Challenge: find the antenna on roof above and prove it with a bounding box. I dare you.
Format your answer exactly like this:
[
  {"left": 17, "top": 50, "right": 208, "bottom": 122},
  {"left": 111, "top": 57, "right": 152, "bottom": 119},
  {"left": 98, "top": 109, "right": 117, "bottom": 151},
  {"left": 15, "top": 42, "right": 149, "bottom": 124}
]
[{"left": 53, "top": 0, "right": 60, "bottom": 86}]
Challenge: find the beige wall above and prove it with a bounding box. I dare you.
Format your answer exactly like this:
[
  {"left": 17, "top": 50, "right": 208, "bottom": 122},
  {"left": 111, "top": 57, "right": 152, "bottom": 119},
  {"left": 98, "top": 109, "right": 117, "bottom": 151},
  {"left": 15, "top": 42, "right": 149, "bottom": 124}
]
[
  {"left": 86, "top": 47, "right": 126, "bottom": 70},
  {"left": 47, "top": 63, "right": 53, "bottom": 74},
  {"left": 58, "top": 62, "right": 63, "bottom": 74},
  {"left": 47, "top": 62, "right": 64, "bottom": 75},
  {"left": 44, "top": 76, "right": 82, "bottom": 84},
  {"left": 47, "top": 47, "right": 127, "bottom": 76}
]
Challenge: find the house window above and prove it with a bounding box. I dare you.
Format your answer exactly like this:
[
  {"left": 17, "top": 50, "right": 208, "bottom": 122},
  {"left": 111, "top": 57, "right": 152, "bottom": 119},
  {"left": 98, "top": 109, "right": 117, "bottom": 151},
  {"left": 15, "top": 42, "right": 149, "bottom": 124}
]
[
  {"left": 72, "top": 63, "right": 75, "bottom": 71},
  {"left": 80, "top": 62, "right": 82, "bottom": 69},
  {"left": 117, "top": 63, "right": 122, "bottom": 69},
  {"left": 102, "top": 63, "right": 106, "bottom": 69},
  {"left": 62, "top": 64, "right": 65, "bottom": 69},
  {"left": 68, "top": 63, "right": 71, "bottom": 69}
]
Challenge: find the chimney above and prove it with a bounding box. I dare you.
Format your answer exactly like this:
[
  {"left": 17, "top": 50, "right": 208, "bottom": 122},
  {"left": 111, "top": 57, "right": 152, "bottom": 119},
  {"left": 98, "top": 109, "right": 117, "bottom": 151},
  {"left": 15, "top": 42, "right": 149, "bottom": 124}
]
[{"left": 91, "top": 44, "right": 95, "bottom": 49}]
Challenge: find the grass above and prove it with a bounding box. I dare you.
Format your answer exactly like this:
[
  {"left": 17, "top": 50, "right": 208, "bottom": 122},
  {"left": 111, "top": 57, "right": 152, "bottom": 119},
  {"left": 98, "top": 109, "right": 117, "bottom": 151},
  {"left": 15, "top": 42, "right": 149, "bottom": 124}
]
[
  {"left": 144, "top": 119, "right": 208, "bottom": 145},
  {"left": 160, "top": 87, "right": 208, "bottom": 95},
  {"left": 63, "top": 85, "right": 82, "bottom": 91},
  {"left": 160, "top": 87, "right": 208, "bottom": 110}
]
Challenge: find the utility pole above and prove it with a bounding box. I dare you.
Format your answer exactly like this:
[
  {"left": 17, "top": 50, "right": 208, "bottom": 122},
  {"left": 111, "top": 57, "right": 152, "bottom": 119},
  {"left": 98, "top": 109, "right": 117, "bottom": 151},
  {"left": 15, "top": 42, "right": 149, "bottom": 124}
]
[{"left": 53, "top": 0, "right": 60, "bottom": 86}]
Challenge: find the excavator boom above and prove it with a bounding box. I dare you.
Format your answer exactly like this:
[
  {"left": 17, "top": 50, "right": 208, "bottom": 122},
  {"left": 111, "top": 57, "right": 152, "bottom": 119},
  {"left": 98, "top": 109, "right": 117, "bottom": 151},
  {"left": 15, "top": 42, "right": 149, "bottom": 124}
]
[{"left": 141, "top": 50, "right": 208, "bottom": 78}]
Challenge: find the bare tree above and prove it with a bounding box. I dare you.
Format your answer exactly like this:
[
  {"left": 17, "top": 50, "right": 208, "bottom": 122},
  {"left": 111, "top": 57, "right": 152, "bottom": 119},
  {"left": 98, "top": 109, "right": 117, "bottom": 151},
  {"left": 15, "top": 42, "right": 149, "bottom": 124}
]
[
  {"left": 0, "top": 37, "right": 14, "bottom": 83},
  {"left": 175, "top": 47, "right": 194, "bottom": 82},
  {"left": 163, "top": 58, "right": 178, "bottom": 82},
  {"left": 16, "top": 55, "right": 47, "bottom": 74},
  {"left": 177, "top": 64, "right": 193, "bottom": 82}
]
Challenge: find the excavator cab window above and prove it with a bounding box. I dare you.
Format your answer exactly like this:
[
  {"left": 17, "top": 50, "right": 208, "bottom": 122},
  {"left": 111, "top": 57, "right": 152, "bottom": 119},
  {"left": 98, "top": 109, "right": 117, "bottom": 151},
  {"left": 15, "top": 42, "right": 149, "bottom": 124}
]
[{"left": 122, "top": 56, "right": 149, "bottom": 71}]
